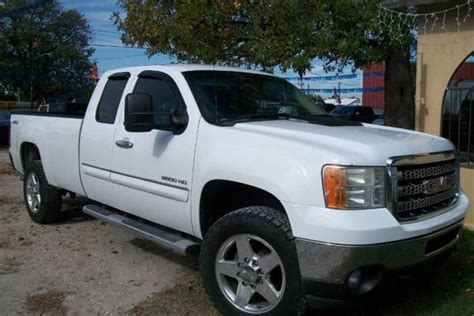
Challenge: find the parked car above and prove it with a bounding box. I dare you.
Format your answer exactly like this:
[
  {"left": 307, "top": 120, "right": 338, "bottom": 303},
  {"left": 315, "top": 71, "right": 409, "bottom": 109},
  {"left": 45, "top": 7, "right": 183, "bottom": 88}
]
[
  {"left": 329, "top": 105, "right": 377, "bottom": 123},
  {"left": 9, "top": 65, "right": 468, "bottom": 315},
  {"left": 0, "top": 111, "right": 11, "bottom": 146},
  {"left": 0, "top": 110, "right": 11, "bottom": 126}
]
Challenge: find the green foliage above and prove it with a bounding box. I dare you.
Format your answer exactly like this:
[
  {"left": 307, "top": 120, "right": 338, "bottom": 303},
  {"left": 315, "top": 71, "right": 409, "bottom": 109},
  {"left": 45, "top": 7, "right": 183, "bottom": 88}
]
[
  {"left": 114, "top": 1, "right": 330, "bottom": 75},
  {"left": 114, "top": 1, "right": 413, "bottom": 74},
  {"left": 0, "top": 0, "right": 95, "bottom": 102},
  {"left": 316, "top": 0, "right": 415, "bottom": 72}
]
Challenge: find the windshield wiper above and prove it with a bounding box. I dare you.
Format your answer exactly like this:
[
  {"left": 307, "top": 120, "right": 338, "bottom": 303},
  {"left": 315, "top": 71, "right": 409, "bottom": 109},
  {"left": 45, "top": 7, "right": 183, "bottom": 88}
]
[
  {"left": 221, "top": 113, "right": 310, "bottom": 125},
  {"left": 247, "top": 113, "right": 306, "bottom": 121}
]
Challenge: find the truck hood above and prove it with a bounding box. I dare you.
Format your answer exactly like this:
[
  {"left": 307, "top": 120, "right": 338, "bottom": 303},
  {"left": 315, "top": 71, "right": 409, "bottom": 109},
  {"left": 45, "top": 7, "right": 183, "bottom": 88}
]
[{"left": 231, "top": 119, "right": 454, "bottom": 166}]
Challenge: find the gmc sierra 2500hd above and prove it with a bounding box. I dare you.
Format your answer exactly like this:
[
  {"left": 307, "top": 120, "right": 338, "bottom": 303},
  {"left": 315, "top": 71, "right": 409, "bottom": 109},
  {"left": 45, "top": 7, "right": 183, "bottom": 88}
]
[{"left": 9, "top": 65, "right": 469, "bottom": 315}]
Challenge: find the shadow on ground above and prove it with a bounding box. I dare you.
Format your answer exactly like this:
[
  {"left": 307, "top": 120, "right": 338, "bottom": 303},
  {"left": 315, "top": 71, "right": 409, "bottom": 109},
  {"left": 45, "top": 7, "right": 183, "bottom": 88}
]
[{"left": 126, "top": 230, "right": 474, "bottom": 316}]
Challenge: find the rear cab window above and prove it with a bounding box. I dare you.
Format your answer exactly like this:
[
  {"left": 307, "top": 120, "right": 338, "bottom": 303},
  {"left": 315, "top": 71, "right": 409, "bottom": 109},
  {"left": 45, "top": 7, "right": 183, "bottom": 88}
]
[{"left": 96, "top": 72, "right": 130, "bottom": 124}]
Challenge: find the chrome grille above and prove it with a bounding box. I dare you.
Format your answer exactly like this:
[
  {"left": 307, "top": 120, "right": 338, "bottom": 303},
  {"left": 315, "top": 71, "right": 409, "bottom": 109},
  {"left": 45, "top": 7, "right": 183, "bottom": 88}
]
[
  {"left": 397, "top": 163, "right": 455, "bottom": 181},
  {"left": 387, "top": 152, "right": 459, "bottom": 222}
]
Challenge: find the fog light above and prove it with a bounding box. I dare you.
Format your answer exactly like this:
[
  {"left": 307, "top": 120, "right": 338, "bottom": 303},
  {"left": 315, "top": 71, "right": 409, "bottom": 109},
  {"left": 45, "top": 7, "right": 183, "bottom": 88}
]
[{"left": 347, "top": 269, "right": 362, "bottom": 289}]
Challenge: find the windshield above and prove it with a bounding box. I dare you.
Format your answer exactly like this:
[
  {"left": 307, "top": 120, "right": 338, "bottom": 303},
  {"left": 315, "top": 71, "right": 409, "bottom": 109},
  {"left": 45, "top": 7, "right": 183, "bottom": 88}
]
[{"left": 183, "top": 71, "right": 327, "bottom": 125}]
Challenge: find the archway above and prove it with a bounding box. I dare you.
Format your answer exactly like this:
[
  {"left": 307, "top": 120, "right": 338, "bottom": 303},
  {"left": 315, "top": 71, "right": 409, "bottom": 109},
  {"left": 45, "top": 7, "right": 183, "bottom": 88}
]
[{"left": 442, "top": 53, "right": 474, "bottom": 168}]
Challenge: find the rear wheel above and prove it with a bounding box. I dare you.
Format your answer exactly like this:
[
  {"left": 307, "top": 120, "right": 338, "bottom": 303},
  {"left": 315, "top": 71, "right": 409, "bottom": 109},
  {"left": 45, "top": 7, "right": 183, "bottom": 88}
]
[
  {"left": 23, "top": 160, "right": 62, "bottom": 224},
  {"left": 200, "top": 206, "right": 306, "bottom": 315}
]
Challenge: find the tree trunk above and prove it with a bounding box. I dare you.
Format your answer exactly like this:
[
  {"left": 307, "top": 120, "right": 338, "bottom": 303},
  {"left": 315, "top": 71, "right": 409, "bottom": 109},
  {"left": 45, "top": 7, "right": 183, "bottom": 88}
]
[{"left": 384, "top": 45, "right": 415, "bottom": 130}]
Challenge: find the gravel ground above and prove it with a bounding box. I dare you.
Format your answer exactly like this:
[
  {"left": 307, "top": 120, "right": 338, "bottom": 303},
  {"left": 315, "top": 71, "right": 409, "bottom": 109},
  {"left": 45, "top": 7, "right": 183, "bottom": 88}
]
[{"left": 0, "top": 149, "right": 209, "bottom": 315}]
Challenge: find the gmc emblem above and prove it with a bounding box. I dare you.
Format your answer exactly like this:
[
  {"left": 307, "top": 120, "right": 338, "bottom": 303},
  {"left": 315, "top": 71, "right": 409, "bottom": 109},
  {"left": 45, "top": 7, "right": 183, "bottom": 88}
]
[{"left": 422, "top": 175, "right": 454, "bottom": 195}]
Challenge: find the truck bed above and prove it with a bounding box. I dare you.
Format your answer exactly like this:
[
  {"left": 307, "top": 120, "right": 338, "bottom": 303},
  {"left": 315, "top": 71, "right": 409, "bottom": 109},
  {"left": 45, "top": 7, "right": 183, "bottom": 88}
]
[{"left": 9, "top": 113, "right": 86, "bottom": 196}]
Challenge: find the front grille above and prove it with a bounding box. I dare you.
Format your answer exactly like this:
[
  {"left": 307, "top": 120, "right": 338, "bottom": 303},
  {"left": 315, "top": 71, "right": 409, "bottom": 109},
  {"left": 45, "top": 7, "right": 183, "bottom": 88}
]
[
  {"left": 388, "top": 152, "right": 459, "bottom": 221},
  {"left": 398, "top": 163, "right": 456, "bottom": 181}
]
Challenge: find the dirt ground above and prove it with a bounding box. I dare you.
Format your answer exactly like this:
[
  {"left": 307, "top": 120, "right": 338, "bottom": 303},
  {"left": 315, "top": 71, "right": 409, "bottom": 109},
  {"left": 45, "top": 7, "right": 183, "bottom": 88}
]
[{"left": 0, "top": 149, "right": 217, "bottom": 315}]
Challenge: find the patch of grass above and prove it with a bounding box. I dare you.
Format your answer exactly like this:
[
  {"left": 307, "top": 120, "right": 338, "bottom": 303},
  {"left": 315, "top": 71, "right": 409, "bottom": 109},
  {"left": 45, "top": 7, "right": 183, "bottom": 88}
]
[
  {"left": 25, "top": 289, "right": 70, "bottom": 315},
  {"left": 130, "top": 271, "right": 218, "bottom": 316}
]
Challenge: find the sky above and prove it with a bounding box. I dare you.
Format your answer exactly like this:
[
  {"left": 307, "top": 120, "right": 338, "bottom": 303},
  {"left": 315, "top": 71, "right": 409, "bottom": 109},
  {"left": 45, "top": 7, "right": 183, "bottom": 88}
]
[{"left": 61, "top": 0, "right": 362, "bottom": 99}]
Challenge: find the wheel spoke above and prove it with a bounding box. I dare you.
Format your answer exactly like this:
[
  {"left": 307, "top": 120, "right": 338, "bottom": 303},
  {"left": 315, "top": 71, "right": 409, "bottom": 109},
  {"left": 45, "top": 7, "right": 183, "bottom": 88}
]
[
  {"left": 32, "top": 197, "right": 38, "bottom": 210},
  {"left": 31, "top": 175, "right": 37, "bottom": 185},
  {"left": 216, "top": 260, "right": 239, "bottom": 278},
  {"left": 258, "top": 252, "right": 280, "bottom": 273},
  {"left": 256, "top": 279, "right": 280, "bottom": 305},
  {"left": 234, "top": 282, "right": 254, "bottom": 308},
  {"left": 235, "top": 235, "right": 254, "bottom": 261}
]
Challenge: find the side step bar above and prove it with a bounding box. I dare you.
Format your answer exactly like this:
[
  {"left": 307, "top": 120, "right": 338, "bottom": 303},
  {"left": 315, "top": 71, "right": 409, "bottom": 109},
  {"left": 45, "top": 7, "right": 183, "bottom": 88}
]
[{"left": 83, "top": 204, "right": 200, "bottom": 255}]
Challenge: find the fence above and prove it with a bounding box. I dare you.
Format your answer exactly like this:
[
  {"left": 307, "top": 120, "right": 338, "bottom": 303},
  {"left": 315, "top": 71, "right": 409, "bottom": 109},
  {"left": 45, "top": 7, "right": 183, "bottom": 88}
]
[
  {"left": 442, "top": 88, "right": 474, "bottom": 168},
  {"left": 0, "top": 101, "right": 36, "bottom": 112}
]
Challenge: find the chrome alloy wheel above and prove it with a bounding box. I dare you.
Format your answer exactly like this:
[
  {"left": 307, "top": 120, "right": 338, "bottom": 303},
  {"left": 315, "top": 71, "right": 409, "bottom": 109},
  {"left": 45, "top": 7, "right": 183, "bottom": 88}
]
[
  {"left": 26, "top": 172, "right": 41, "bottom": 213},
  {"left": 215, "top": 234, "right": 285, "bottom": 314}
]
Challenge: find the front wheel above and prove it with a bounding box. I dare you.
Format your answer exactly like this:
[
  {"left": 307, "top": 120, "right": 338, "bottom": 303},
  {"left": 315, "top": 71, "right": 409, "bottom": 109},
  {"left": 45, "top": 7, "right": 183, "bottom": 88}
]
[{"left": 200, "top": 206, "right": 306, "bottom": 315}]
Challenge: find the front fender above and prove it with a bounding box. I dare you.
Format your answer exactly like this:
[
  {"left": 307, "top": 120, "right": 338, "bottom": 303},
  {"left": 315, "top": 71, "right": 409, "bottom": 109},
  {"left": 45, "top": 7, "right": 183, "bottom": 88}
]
[{"left": 190, "top": 122, "right": 326, "bottom": 238}]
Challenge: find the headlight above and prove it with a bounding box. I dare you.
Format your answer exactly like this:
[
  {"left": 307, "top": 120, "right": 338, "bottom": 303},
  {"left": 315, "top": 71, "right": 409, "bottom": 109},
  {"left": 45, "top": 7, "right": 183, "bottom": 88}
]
[{"left": 323, "top": 166, "right": 385, "bottom": 209}]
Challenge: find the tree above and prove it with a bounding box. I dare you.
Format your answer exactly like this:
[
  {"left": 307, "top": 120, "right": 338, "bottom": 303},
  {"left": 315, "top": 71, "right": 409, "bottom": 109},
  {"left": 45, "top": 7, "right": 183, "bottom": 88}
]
[
  {"left": 114, "top": 1, "right": 327, "bottom": 74},
  {"left": 0, "top": 0, "right": 95, "bottom": 103},
  {"left": 316, "top": 1, "right": 415, "bottom": 129},
  {"left": 114, "top": 1, "right": 415, "bottom": 129}
]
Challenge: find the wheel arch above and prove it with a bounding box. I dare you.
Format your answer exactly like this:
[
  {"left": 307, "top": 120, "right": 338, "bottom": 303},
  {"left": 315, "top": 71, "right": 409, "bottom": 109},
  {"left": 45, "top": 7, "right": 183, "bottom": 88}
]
[
  {"left": 199, "top": 179, "right": 287, "bottom": 237},
  {"left": 20, "top": 142, "right": 41, "bottom": 173}
]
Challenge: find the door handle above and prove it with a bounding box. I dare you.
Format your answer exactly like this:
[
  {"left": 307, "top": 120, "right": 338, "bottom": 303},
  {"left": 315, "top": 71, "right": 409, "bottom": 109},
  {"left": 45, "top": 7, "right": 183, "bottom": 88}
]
[{"left": 115, "top": 139, "right": 134, "bottom": 149}]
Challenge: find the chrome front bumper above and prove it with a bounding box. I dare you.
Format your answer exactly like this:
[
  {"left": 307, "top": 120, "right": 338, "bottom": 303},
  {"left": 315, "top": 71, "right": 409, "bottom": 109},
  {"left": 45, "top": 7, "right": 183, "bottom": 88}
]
[{"left": 295, "top": 220, "right": 463, "bottom": 284}]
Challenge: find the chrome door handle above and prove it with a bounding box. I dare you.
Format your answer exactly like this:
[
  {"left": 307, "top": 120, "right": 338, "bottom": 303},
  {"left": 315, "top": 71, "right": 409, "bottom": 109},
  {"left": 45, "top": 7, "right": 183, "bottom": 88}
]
[{"left": 115, "top": 139, "right": 134, "bottom": 149}]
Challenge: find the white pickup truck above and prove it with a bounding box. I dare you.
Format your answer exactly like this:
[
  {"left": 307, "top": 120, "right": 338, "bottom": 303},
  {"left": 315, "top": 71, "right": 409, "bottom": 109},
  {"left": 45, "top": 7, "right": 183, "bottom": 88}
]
[{"left": 9, "top": 65, "right": 469, "bottom": 315}]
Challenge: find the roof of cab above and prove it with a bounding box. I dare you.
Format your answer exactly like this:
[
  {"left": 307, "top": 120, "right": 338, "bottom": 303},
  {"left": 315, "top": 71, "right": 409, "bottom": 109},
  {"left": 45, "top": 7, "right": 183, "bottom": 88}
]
[{"left": 102, "top": 64, "right": 274, "bottom": 77}]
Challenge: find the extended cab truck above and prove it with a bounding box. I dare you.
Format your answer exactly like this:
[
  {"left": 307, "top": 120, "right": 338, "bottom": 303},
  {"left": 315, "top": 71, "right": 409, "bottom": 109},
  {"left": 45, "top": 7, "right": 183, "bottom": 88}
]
[{"left": 9, "top": 65, "right": 469, "bottom": 315}]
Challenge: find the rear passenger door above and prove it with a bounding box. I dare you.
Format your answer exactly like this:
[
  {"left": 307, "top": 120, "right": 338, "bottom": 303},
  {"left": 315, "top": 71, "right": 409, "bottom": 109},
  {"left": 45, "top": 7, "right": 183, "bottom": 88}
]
[{"left": 80, "top": 72, "right": 131, "bottom": 205}]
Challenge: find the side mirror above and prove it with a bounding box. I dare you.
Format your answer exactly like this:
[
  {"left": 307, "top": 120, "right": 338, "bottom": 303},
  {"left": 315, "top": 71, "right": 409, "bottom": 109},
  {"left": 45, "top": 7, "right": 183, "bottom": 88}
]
[
  {"left": 125, "top": 93, "right": 154, "bottom": 132},
  {"left": 124, "top": 93, "right": 188, "bottom": 134},
  {"left": 170, "top": 108, "right": 189, "bottom": 133}
]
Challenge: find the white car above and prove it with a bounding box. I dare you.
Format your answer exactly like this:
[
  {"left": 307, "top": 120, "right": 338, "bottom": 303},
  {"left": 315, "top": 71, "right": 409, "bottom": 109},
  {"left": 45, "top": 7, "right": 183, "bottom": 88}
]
[{"left": 9, "top": 65, "right": 469, "bottom": 315}]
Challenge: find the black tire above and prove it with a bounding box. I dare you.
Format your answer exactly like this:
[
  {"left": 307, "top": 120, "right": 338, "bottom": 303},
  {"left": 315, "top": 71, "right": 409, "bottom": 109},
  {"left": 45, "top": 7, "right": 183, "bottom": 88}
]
[
  {"left": 200, "top": 206, "right": 306, "bottom": 316},
  {"left": 23, "top": 160, "right": 62, "bottom": 224}
]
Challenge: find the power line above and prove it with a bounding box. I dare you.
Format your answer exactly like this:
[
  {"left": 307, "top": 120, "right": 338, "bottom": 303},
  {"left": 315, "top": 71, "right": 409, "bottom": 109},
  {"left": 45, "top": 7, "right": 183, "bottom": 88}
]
[
  {"left": 93, "top": 32, "right": 120, "bottom": 39},
  {"left": 91, "top": 43, "right": 146, "bottom": 49},
  {"left": 92, "top": 38, "right": 124, "bottom": 45},
  {"left": 96, "top": 54, "right": 145, "bottom": 60},
  {"left": 92, "top": 28, "right": 121, "bottom": 35}
]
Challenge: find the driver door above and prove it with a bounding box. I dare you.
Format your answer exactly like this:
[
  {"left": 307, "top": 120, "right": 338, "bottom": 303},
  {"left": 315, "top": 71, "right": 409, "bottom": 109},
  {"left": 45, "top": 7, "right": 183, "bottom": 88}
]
[{"left": 110, "top": 71, "right": 196, "bottom": 234}]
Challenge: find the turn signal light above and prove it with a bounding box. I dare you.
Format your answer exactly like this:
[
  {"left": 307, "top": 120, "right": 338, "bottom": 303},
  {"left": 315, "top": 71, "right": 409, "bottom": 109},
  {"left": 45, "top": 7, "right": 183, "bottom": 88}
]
[{"left": 323, "top": 166, "right": 347, "bottom": 208}]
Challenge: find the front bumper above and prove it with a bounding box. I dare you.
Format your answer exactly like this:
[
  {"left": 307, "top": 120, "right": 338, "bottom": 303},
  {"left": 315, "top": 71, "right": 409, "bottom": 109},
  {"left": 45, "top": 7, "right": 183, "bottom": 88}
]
[{"left": 296, "top": 219, "right": 463, "bottom": 285}]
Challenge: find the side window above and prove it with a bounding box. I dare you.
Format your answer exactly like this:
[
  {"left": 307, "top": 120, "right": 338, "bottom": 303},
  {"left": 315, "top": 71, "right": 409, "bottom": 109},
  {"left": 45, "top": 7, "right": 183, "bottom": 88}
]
[
  {"left": 96, "top": 75, "right": 129, "bottom": 124},
  {"left": 133, "top": 76, "right": 182, "bottom": 125}
]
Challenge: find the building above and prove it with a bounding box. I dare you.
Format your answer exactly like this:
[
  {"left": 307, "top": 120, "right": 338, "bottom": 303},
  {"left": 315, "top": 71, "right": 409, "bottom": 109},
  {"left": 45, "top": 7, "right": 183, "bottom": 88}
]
[
  {"left": 362, "top": 63, "right": 385, "bottom": 109},
  {"left": 386, "top": 0, "right": 474, "bottom": 227}
]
